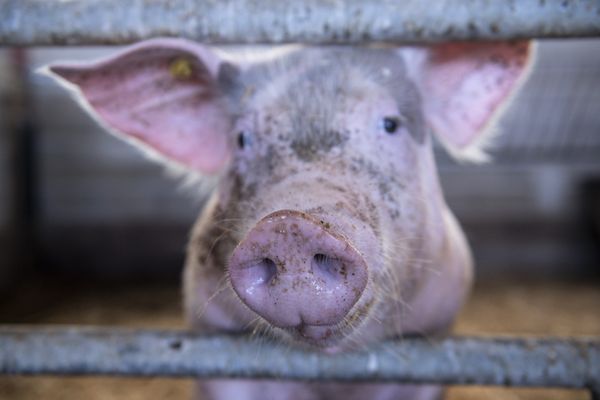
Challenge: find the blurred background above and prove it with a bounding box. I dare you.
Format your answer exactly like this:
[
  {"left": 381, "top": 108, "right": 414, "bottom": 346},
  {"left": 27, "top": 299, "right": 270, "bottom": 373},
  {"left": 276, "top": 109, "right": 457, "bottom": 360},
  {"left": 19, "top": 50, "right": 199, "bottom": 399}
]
[{"left": 0, "top": 39, "right": 599, "bottom": 399}]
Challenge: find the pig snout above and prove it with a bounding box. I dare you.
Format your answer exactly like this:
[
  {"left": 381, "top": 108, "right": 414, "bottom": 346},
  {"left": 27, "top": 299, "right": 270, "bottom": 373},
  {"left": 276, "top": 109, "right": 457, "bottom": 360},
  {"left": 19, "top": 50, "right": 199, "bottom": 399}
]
[{"left": 228, "top": 210, "right": 368, "bottom": 336}]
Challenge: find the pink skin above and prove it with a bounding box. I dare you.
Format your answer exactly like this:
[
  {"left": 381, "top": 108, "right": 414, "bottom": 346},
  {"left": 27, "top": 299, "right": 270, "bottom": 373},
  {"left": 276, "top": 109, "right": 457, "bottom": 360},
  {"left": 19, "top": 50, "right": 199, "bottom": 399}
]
[{"left": 46, "top": 39, "right": 533, "bottom": 400}]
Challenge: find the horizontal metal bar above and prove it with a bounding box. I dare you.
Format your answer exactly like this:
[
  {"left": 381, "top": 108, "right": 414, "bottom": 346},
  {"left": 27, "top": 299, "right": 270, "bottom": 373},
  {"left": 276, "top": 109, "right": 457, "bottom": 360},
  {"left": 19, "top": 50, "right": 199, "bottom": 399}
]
[
  {"left": 1, "top": 0, "right": 600, "bottom": 46},
  {"left": 0, "top": 326, "right": 599, "bottom": 391}
]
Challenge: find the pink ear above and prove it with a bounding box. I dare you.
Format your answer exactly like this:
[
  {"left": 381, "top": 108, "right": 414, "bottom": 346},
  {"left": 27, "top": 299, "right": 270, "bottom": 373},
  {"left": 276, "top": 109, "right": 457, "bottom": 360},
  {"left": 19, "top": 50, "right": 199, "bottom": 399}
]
[
  {"left": 48, "top": 38, "right": 232, "bottom": 174},
  {"left": 418, "top": 41, "right": 533, "bottom": 159}
]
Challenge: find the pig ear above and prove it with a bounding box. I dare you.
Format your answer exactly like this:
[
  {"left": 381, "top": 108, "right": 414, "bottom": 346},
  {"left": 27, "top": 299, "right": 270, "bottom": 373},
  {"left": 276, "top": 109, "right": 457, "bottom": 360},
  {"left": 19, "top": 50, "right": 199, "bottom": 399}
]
[
  {"left": 44, "top": 38, "right": 232, "bottom": 174},
  {"left": 404, "top": 41, "right": 533, "bottom": 161}
]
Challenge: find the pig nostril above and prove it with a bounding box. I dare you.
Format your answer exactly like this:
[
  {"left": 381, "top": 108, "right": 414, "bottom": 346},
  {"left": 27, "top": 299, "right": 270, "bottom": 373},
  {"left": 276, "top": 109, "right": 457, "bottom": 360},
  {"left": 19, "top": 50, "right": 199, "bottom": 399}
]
[
  {"left": 243, "top": 257, "right": 277, "bottom": 286},
  {"left": 257, "top": 257, "right": 277, "bottom": 284},
  {"left": 313, "top": 253, "right": 347, "bottom": 280},
  {"left": 314, "top": 253, "right": 328, "bottom": 264}
]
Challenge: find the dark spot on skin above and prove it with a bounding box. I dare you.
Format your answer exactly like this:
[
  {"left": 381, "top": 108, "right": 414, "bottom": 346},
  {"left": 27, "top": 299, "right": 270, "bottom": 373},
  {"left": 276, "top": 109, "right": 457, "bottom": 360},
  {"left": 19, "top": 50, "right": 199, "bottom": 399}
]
[
  {"left": 169, "top": 340, "right": 182, "bottom": 350},
  {"left": 330, "top": 183, "right": 346, "bottom": 193},
  {"left": 229, "top": 172, "right": 257, "bottom": 202},
  {"left": 278, "top": 261, "right": 286, "bottom": 273},
  {"left": 318, "top": 220, "right": 331, "bottom": 229},
  {"left": 334, "top": 201, "right": 345, "bottom": 211},
  {"left": 490, "top": 55, "right": 508, "bottom": 68},
  {"left": 290, "top": 129, "right": 348, "bottom": 162},
  {"left": 363, "top": 195, "right": 380, "bottom": 231},
  {"left": 265, "top": 145, "right": 280, "bottom": 174},
  {"left": 378, "top": 181, "right": 391, "bottom": 197},
  {"left": 308, "top": 206, "right": 326, "bottom": 215}
]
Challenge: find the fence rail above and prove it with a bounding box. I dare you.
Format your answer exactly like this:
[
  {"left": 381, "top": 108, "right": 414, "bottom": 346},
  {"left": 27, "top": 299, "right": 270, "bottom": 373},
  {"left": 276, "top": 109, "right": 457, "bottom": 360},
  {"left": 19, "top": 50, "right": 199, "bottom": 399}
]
[
  {"left": 1, "top": 0, "right": 600, "bottom": 46},
  {"left": 0, "top": 326, "right": 599, "bottom": 397}
]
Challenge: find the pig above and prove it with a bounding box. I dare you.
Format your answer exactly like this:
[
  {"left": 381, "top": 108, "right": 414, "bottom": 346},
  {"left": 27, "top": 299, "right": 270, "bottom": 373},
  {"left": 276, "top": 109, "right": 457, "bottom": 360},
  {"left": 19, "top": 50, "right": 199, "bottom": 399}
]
[{"left": 46, "top": 38, "right": 533, "bottom": 400}]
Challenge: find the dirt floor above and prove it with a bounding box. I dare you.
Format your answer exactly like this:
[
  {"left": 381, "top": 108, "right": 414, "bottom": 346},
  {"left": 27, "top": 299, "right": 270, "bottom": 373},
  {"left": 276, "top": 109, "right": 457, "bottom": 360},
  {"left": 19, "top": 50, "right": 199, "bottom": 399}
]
[{"left": 0, "top": 278, "right": 598, "bottom": 400}]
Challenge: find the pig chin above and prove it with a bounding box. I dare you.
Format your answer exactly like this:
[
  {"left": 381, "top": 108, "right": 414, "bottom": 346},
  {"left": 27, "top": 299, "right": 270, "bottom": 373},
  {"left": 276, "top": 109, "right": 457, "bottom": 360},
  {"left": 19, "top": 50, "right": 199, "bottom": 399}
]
[
  {"left": 227, "top": 206, "right": 381, "bottom": 352},
  {"left": 278, "top": 300, "right": 375, "bottom": 351}
]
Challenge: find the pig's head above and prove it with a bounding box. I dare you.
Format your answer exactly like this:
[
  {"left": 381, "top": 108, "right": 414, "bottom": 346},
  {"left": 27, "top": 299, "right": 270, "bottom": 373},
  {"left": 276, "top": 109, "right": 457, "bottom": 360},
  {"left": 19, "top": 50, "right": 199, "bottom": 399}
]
[{"left": 47, "top": 39, "right": 532, "bottom": 349}]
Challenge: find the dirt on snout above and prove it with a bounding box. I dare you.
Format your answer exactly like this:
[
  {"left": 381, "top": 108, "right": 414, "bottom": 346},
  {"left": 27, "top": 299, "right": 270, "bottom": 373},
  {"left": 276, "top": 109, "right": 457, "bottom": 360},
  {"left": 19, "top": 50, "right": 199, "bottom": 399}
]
[{"left": 0, "top": 278, "right": 598, "bottom": 400}]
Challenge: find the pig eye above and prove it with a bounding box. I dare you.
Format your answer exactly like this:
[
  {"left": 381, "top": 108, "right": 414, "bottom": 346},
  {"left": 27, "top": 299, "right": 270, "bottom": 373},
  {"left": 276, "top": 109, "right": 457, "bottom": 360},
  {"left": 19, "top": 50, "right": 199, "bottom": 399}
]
[
  {"left": 380, "top": 116, "right": 402, "bottom": 134},
  {"left": 237, "top": 131, "right": 252, "bottom": 149}
]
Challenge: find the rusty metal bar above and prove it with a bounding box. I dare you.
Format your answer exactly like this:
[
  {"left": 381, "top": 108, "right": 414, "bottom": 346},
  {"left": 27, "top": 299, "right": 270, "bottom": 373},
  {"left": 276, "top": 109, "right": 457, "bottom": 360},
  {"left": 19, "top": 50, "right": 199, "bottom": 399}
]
[
  {"left": 1, "top": 0, "right": 599, "bottom": 46},
  {"left": 0, "top": 326, "right": 599, "bottom": 393}
]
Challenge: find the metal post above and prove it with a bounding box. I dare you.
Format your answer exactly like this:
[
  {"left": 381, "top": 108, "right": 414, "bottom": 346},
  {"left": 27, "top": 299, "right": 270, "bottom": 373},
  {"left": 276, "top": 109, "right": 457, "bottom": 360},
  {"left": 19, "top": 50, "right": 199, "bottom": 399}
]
[
  {"left": 1, "top": 0, "right": 599, "bottom": 46},
  {"left": 0, "top": 326, "right": 599, "bottom": 392}
]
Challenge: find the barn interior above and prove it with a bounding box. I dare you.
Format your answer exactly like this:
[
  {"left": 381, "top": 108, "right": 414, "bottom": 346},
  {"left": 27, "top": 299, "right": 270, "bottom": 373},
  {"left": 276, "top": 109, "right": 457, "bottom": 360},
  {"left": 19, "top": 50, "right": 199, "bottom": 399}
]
[{"left": 0, "top": 39, "right": 599, "bottom": 399}]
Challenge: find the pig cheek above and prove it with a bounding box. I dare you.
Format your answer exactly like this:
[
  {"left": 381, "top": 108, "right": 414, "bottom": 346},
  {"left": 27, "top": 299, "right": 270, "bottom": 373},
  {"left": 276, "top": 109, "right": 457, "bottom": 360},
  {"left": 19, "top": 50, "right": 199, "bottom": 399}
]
[{"left": 391, "top": 203, "right": 430, "bottom": 301}]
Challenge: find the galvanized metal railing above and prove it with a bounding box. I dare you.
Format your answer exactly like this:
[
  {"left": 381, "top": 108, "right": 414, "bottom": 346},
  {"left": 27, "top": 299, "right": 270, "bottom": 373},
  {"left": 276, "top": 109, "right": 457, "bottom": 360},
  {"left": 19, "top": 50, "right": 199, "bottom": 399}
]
[
  {"left": 0, "top": 326, "right": 599, "bottom": 398},
  {"left": 1, "top": 0, "right": 599, "bottom": 46}
]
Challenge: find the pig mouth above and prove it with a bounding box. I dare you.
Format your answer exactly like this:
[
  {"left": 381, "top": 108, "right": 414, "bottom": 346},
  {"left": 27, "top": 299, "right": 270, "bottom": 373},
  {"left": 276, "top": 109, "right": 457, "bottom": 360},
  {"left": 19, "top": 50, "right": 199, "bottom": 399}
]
[
  {"left": 282, "top": 323, "right": 344, "bottom": 349},
  {"left": 296, "top": 323, "right": 337, "bottom": 342},
  {"left": 280, "top": 305, "right": 371, "bottom": 350}
]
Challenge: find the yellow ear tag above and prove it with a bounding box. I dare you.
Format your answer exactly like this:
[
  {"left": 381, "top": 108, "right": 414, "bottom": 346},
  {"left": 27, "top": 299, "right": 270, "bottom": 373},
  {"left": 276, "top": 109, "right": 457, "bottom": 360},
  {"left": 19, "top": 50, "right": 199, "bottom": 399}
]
[{"left": 169, "top": 58, "right": 194, "bottom": 80}]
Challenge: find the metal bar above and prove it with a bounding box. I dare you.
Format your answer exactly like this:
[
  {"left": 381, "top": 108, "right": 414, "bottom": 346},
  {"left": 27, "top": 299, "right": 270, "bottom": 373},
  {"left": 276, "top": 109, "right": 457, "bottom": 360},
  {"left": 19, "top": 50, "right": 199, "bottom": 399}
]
[
  {"left": 7, "top": 49, "right": 39, "bottom": 277},
  {"left": 0, "top": 326, "right": 599, "bottom": 392},
  {"left": 1, "top": 0, "right": 600, "bottom": 46}
]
